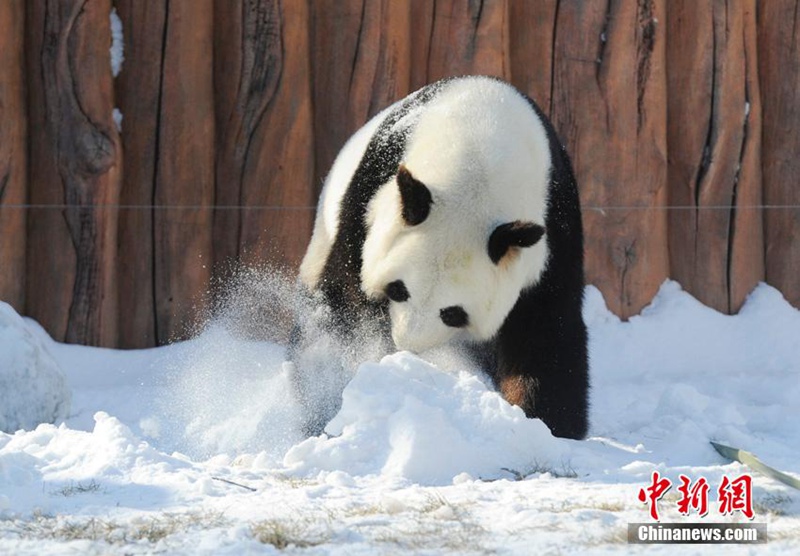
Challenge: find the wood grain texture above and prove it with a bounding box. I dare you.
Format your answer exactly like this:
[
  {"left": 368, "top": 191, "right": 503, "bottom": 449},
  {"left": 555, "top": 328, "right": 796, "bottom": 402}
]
[
  {"left": 311, "top": 0, "right": 412, "bottom": 190},
  {"left": 758, "top": 0, "right": 800, "bottom": 308},
  {"left": 552, "top": 0, "right": 669, "bottom": 318},
  {"left": 214, "top": 0, "right": 315, "bottom": 272},
  {"left": 27, "top": 0, "right": 121, "bottom": 346},
  {"left": 25, "top": 0, "right": 76, "bottom": 341},
  {"left": 115, "top": 0, "right": 166, "bottom": 348},
  {"left": 507, "top": 0, "right": 558, "bottom": 115},
  {"left": 667, "top": 0, "right": 764, "bottom": 313},
  {"left": 153, "top": 0, "right": 214, "bottom": 344},
  {"left": 420, "top": 0, "right": 510, "bottom": 85},
  {"left": 235, "top": 0, "right": 315, "bottom": 269},
  {"left": 44, "top": 0, "right": 122, "bottom": 346},
  {"left": 729, "top": 1, "right": 764, "bottom": 312},
  {"left": 0, "top": 0, "right": 27, "bottom": 313}
]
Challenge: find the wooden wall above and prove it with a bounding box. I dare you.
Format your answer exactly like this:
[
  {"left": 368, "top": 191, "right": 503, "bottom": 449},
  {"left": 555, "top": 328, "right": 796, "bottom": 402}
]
[{"left": 0, "top": 0, "right": 797, "bottom": 348}]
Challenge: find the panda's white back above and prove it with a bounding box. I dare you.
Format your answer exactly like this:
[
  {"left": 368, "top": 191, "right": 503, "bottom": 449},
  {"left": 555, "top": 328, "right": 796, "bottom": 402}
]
[{"left": 403, "top": 77, "right": 551, "bottom": 230}]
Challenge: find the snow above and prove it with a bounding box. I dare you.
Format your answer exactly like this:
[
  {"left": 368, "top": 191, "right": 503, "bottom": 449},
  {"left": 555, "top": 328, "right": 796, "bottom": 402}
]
[
  {"left": 109, "top": 8, "right": 124, "bottom": 78},
  {"left": 285, "top": 352, "right": 568, "bottom": 483},
  {"left": 110, "top": 8, "right": 124, "bottom": 133},
  {"left": 0, "top": 302, "right": 70, "bottom": 433},
  {"left": 112, "top": 108, "right": 123, "bottom": 132},
  {"left": 1, "top": 279, "right": 799, "bottom": 554}
]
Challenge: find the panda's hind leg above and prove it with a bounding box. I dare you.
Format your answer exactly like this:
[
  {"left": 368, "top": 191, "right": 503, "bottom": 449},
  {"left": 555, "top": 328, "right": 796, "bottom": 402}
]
[{"left": 494, "top": 289, "right": 590, "bottom": 440}]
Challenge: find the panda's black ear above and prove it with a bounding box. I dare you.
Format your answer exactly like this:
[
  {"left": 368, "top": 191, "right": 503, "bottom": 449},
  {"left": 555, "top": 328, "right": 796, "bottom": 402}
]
[
  {"left": 488, "top": 221, "right": 546, "bottom": 264},
  {"left": 397, "top": 165, "right": 432, "bottom": 226}
]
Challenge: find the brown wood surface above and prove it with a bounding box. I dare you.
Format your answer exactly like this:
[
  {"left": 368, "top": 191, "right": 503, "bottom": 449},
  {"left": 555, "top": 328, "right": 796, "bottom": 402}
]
[
  {"left": 729, "top": 1, "right": 765, "bottom": 312},
  {"left": 235, "top": 0, "right": 315, "bottom": 269},
  {"left": 422, "top": 0, "right": 510, "bottom": 84},
  {"left": 41, "top": 0, "right": 122, "bottom": 346},
  {"left": 758, "top": 0, "right": 800, "bottom": 308},
  {"left": 552, "top": 0, "right": 669, "bottom": 319},
  {"left": 114, "top": 0, "right": 166, "bottom": 349},
  {"left": 25, "top": 1, "right": 76, "bottom": 342},
  {"left": 0, "top": 0, "right": 27, "bottom": 313},
  {"left": 2, "top": 1, "right": 798, "bottom": 347},
  {"left": 214, "top": 0, "right": 315, "bottom": 271},
  {"left": 508, "top": 0, "right": 558, "bottom": 115},
  {"left": 153, "top": 0, "right": 215, "bottom": 344},
  {"left": 310, "top": 0, "right": 413, "bottom": 190},
  {"left": 667, "top": 0, "right": 764, "bottom": 314}
]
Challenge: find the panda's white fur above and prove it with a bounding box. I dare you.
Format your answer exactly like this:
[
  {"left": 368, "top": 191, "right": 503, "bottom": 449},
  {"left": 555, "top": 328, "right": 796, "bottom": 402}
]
[{"left": 302, "top": 77, "right": 552, "bottom": 353}]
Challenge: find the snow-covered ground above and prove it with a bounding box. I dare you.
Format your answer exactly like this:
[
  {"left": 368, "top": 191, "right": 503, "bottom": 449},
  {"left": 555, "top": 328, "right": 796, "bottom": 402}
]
[{"left": 0, "top": 279, "right": 798, "bottom": 554}]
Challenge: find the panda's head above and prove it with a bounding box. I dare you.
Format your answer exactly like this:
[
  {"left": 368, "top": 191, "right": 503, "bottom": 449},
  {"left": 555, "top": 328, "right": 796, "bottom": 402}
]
[
  {"left": 360, "top": 77, "right": 552, "bottom": 353},
  {"left": 361, "top": 165, "right": 548, "bottom": 353}
]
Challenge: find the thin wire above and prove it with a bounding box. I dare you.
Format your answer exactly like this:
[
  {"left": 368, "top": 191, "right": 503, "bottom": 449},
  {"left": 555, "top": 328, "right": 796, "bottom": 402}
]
[
  {"left": 0, "top": 204, "right": 318, "bottom": 210},
  {"left": 1, "top": 203, "right": 799, "bottom": 211}
]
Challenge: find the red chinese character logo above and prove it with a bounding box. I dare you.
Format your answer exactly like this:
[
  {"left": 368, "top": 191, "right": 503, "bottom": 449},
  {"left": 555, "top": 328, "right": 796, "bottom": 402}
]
[
  {"left": 638, "top": 471, "right": 672, "bottom": 521},
  {"left": 718, "top": 474, "right": 754, "bottom": 519},
  {"left": 676, "top": 474, "right": 710, "bottom": 517}
]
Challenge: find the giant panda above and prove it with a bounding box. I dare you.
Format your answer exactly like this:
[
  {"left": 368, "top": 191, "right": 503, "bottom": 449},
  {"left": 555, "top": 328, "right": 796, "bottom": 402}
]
[{"left": 291, "top": 75, "right": 589, "bottom": 440}]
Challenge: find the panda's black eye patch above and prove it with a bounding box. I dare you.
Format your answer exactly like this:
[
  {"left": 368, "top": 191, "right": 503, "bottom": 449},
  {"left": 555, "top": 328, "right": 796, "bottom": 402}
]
[
  {"left": 385, "top": 280, "right": 410, "bottom": 302},
  {"left": 440, "top": 306, "right": 469, "bottom": 328}
]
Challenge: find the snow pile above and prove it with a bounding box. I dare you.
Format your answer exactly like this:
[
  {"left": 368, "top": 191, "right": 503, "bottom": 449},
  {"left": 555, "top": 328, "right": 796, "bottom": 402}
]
[
  {"left": 587, "top": 281, "right": 800, "bottom": 472},
  {"left": 285, "top": 351, "right": 570, "bottom": 484},
  {"left": 0, "top": 412, "right": 195, "bottom": 515},
  {"left": 0, "top": 302, "right": 70, "bottom": 433}
]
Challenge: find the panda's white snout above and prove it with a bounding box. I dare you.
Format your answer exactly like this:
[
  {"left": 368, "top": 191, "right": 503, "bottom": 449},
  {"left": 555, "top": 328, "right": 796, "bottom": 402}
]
[{"left": 389, "top": 304, "right": 465, "bottom": 354}]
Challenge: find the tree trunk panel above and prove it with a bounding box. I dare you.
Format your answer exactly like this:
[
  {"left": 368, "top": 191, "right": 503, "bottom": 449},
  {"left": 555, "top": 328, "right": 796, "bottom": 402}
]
[
  {"left": 212, "top": 0, "right": 247, "bottom": 271},
  {"left": 552, "top": 0, "right": 669, "bottom": 318},
  {"left": 25, "top": 1, "right": 76, "bottom": 341},
  {"left": 153, "top": 0, "right": 215, "bottom": 344},
  {"left": 507, "top": 0, "right": 558, "bottom": 115},
  {"left": 42, "top": 0, "right": 122, "bottom": 347},
  {"left": 728, "top": 0, "right": 764, "bottom": 312},
  {"left": 236, "top": 0, "right": 316, "bottom": 270},
  {"left": 758, "top": 0, "right": 800, "bottom": 308},
  {"left": 422, "top": 0, "right": 510, "bottom": 84},
  {"left": 667, "top": 0, "right": 763, "bottom": 313},
  {"left": 0, "top": 0, "right": 27, "bottom": 313},
  {"left": 310, "top": 0, "right": 412, "bottom": 190},
  {"left": 115, "top": 0, "right": 166, "bottom": 348}
]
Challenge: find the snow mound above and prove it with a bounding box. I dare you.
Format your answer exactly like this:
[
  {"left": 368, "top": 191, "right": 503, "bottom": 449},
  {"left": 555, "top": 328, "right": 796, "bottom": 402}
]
[
  {"left": 284, "top": 351, "right": 570, "bottom": 485},
  {"left": 0, "top": 302, "right": 71, "bottom": 433}
]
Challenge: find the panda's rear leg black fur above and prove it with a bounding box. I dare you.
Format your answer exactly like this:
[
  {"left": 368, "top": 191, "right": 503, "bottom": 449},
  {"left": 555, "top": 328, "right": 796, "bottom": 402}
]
[{"left": 493, "top": 289, "right": 590, "bottom": 440}]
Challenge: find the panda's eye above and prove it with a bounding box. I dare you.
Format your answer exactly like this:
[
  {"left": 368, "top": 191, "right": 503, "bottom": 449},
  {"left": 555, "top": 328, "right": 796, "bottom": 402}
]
[
  {"left": 385, "top": 280, "right": 410, "bottom": 302},
  {"left": 440, "top": 306, "right": 469, "bottom": 328}
]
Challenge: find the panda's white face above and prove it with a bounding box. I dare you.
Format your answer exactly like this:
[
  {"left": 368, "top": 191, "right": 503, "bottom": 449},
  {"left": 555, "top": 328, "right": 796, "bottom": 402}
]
[
  {"left": 358, "top": 78, "right": 553, "bottom": 353},
  {"left": 361, "top": 168, "right": 549, "bottom": 354}
]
